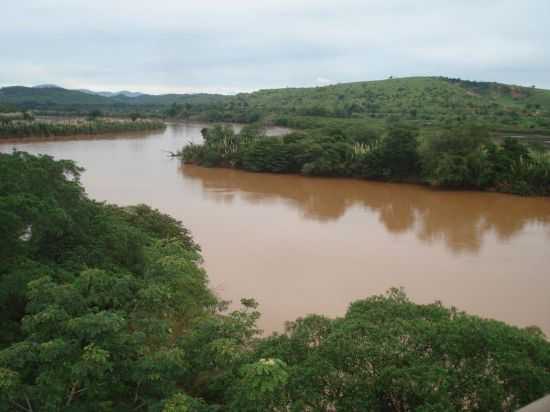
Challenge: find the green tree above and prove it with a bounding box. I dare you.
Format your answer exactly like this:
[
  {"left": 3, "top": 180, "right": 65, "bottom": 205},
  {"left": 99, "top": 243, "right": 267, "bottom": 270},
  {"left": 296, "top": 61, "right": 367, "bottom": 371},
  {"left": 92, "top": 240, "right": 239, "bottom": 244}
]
[
  {"left": 377, "top": 125, "right": 420, "bottom": 179},
  {"left": 251, "top": 289, "right": 550, "bottom": 411},
  {"left": 0, "top": 152, "right": 215, "bottom": 411},
  {"left": 87, "top": 109, "right": 103, "bottom": 120},
  {"left": 22, "top": 111, "right": 34, "bottom": 122}
]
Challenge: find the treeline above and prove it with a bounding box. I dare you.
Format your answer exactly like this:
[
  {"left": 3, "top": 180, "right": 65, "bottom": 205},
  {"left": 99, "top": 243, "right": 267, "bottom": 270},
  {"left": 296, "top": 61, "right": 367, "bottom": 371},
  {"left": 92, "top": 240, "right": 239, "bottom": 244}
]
[
  {"left": 182, "top": 124, "right": 550, "bottom": 196},
  {"left": 0, "top": 152, "right": 549, "bottom": 411},
  {"left": 0, "top": 118, "right": 166, "bottom": 138}
]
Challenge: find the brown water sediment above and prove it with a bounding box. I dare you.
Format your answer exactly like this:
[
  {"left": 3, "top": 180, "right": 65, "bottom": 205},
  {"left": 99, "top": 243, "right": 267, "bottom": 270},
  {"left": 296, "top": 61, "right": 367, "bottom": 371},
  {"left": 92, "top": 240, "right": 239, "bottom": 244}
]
[{"left": 1, "top": 123, "right": 549, "bottom": 335}]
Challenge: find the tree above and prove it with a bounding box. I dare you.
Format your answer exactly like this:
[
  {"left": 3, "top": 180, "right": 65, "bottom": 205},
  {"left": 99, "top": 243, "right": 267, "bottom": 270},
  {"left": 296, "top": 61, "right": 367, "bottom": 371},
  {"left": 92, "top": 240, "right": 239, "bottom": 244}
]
[
  {"left": 0, "top": 152, "right": 215, "bottom": 411},
  {"left": 420, "top": 126, "right": 491, "bottom": 188},
  {"left": 166, "top": 103, "right": 181, "bottom": 118},
  {"left": 87, "top": 109, "right": 103, "bottom": 120},
  {"left": 22, "top": 111, "right": 34, "bottom": 122},
  {"left": 378, "top": 125, "right": 420, "bottom": 178},
  {"left": 250, "top": 289, "right": 550, "bottom": 411}
]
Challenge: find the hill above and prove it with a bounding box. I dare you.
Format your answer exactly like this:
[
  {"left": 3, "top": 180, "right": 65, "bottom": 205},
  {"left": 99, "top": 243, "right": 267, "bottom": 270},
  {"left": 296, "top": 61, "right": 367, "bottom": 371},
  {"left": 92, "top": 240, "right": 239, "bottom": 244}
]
[
  {"left": 0, "top": 86, "right": 114, "bottom": 106},
  {"left": 221, "top": 76, "right": 550, "bottom": 131},
  {"left": 0, "top": 85, "right": 228, "bottom": 112}
]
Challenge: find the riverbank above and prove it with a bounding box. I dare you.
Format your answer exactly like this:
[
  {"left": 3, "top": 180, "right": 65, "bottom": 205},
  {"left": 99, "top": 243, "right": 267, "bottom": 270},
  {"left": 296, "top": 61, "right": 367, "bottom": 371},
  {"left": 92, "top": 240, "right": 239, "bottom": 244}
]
[{"left": 0, "top": 118, "right": 166, "bottom": 138}]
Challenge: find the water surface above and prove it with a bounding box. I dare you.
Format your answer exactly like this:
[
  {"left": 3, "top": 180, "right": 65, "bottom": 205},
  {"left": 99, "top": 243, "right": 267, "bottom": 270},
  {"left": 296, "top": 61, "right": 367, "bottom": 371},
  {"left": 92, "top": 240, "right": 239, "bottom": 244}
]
[{"left": 2, "top": 123, "right": 549, "bottom": 334}]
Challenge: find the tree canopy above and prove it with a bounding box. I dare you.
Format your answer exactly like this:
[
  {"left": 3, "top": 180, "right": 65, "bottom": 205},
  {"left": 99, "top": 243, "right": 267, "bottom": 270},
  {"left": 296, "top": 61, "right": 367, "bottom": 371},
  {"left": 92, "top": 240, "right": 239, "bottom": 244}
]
[{"left": 182, "top": 123, "right": 550, "bottom": 196}]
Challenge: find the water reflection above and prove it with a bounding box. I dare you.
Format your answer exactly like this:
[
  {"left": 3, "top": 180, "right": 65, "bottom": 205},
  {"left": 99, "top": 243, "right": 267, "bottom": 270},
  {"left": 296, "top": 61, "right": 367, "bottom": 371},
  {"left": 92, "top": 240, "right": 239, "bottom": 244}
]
[{"left": 181, "top": 165, "right": 550, "bottom": 254}]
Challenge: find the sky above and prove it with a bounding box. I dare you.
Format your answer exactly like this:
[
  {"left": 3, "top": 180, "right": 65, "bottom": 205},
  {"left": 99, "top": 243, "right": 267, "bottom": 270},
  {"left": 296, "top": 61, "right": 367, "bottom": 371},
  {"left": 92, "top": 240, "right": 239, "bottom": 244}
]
[{"left": 1, "top": 0, "right": 549, "bottom": 94}]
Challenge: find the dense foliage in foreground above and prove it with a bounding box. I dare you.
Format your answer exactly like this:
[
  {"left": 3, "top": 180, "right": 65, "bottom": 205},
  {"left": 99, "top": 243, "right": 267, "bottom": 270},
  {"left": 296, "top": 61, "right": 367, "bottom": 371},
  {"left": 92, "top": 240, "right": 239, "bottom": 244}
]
[
  {"left": 182, "top": 124, "right": 550, "bottom": 196},
  {"left": 1, "top": 152, "right": 549, "bottom": 411},
  {"left": 0, "top": 118, "right": 166, "bottom": 138}
]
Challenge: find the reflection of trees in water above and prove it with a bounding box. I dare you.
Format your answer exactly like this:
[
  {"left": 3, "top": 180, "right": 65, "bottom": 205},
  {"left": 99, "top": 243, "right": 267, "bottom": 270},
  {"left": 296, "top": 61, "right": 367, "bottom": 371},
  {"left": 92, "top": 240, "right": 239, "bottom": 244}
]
[{"left": 180, "top": 165, "right": 550, "bottom": 254}]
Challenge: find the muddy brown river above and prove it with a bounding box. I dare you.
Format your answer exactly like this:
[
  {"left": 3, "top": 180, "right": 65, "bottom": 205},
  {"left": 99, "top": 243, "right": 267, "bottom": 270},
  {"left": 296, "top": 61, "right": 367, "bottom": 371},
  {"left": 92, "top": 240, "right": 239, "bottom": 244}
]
[{"left": 2, "top": 123, "right": 549, "bottom": 335}]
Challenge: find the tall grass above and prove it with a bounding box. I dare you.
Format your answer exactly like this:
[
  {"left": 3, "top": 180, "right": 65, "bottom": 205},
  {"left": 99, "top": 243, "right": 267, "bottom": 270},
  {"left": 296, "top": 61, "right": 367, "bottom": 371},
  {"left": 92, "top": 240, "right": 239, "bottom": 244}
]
[{"left": 0, "top": 119, "right": 166, "bottom": 138}]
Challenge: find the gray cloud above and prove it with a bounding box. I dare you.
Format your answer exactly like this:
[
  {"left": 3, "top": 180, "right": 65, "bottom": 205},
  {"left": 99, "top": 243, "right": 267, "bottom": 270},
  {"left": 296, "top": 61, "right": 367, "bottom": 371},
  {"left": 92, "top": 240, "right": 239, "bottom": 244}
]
[{"left": 1, "top": 0, "right": 548, "bottom": 93}]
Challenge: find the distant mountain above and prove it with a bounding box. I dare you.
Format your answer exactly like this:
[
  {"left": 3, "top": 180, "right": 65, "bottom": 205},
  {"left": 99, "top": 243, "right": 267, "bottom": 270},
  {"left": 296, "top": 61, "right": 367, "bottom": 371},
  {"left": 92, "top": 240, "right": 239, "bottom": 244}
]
[
  {"left": 0, "top": 86, "right": 116, "bottom": 106},
  {"left": 77, "top": 89, "right": 145, "bottom": 98},
  {"left": 113, "top": 90, "right": 145, "bottom": 98},
  {"left": 33, "top": 84, "right": 63, "bottom": 89},
  {"left": 0, "top": 85, "right": 227, "bottom": 109}
]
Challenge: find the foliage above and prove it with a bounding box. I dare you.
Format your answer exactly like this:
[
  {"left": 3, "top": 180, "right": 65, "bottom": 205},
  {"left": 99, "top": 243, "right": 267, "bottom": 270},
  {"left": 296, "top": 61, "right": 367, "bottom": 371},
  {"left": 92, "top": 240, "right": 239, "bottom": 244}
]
[
  {"left": 87, "top": 109, "right": 104, "bottom": 120},
  {"left": 1, "top": 152, "right": 549, "bottom": 411},
  {"left": 0, "top": 152, "right": 213, "bottom": 410},
  {"left": 251, "top": 289, "right": 550, "bottom": 411},
  {"left": 229, "top": 358, "right": 289, "bottom": 411},
  {"left": 182, "top": 123, "right": 549, "bottom": 196},
  {"left": 0, "top": 119, "right": 166, "bottom": 139},
  {"left": 421, "top": 129, "right": 550, "bottom": 195},
  {"left": 214, "top": 76, "right": 550, "bottom": 133}
]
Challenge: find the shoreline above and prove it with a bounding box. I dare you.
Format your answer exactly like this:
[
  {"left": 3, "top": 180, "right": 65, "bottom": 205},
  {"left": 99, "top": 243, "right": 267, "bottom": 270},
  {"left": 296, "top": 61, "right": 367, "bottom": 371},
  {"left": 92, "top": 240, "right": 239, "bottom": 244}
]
[
  {"left": 181, "top": 161, "right": 550, "bottom": 199},
  {"left": 0, "top": 119, "right": 166, "bottom": 140}
]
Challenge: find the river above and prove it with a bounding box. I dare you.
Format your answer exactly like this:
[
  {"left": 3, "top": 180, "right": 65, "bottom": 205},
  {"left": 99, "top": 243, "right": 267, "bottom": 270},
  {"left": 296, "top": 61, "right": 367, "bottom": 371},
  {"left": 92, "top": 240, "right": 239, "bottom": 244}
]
[{"left": 1, "top": 122, "right": 549, "bottom": 335}]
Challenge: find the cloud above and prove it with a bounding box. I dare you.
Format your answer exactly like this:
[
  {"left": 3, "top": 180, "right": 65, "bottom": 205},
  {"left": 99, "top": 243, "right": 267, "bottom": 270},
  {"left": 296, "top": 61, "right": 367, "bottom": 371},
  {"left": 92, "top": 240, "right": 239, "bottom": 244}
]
[{"left": 1, "top": 0, "right": 549, "bottom": 92}]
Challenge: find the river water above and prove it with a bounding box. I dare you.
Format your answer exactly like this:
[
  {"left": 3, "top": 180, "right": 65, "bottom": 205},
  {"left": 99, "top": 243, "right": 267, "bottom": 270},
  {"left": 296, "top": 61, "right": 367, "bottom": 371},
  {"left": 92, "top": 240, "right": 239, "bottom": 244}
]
[{"left": 2, "top": 123, "right": 549, "bottom": 335}]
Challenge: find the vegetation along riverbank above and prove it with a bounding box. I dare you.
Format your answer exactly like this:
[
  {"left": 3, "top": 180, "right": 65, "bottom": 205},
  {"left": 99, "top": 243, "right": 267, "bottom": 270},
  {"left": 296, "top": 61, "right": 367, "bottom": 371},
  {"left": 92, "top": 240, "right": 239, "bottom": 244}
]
[
  {"left": 181, "top": 123, "right": 550, "bottom": 196},
  {"left": 0, "top": 114, "right": 166, "bottom": 139},
  {"left": 0, "top": 151, "right": 549, "bottom": 410}
]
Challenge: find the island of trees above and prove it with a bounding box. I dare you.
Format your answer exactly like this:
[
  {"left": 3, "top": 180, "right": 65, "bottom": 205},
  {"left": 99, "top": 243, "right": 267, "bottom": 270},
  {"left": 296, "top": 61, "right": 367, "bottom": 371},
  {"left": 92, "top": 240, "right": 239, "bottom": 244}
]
[
  {"left": 181, "top": 123, "right": 550, "bottom": 196},
  {"left": 1, "top": 151, "right": 549, "bottom": 411}
]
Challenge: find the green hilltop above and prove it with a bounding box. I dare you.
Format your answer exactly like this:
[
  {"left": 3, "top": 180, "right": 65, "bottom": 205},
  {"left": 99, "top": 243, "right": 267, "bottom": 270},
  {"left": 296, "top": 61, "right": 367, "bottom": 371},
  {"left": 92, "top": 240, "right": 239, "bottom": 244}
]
[{"left": 223, "top": 76, "right": 550, "bottom": 131}]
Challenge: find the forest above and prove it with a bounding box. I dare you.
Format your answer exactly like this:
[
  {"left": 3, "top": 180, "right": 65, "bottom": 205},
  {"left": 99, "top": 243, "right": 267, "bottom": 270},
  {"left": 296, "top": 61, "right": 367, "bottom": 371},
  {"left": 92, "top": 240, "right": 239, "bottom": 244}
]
[
  {"left": 0, "top": 151, "right": 549, "bottom": 411},
  {"left": 181, "top": 123, "right": 550, "bottom": 196}
]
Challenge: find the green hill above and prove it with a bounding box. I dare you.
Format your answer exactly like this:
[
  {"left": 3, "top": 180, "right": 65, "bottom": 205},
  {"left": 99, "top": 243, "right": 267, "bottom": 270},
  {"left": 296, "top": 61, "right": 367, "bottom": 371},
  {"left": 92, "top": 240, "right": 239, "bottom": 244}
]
[
  {"left": 0, "top": 86, "right": 113, "bottom": 106},
  {"left": 222, "top": 76, "right": 550, "bottom": 131},
  {"left": 0, "top": 86, "right": 227, "bottom": 112}
]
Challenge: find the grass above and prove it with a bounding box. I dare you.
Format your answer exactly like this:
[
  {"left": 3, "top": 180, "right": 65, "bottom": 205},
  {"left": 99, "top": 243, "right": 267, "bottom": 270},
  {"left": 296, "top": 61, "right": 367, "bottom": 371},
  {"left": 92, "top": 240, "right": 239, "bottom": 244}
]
[{"left": 0, "top": 118, "right": 166, "bottom": 139}]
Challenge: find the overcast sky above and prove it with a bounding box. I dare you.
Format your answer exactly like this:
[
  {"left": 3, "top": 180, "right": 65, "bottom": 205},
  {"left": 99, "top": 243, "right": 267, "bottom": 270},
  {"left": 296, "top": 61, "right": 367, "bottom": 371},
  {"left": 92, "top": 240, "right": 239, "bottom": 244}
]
[{"left": 1, "top": 0, "right": 548, "bottom": 94}]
